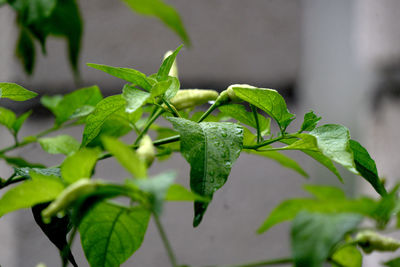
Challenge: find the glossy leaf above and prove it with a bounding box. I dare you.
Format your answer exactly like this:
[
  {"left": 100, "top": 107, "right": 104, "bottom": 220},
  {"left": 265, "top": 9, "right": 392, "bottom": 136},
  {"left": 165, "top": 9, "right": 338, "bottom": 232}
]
[
  {"left": 331, "top": 245, "right": 362, "bottom": 267},
  {"left": 102, "top": 136, "right": 147, "bottom": 179},
  {"left": 79, "top": 202, "right": 150, "bottom": 267},
  {"left": 0, "top": 172, "right": 64, "bottom": 217},
  {"left": 82, "top": 95, "right": 127, "bottom": 146},
  {"left": 281, "top": 135, "right": 343, "bottom": 181},
  {"left": 350, "top": 139, "right": 386, "bottom": 196},
  {"left": 39, "top": 135, "right": 80, "bottom": 155},
  {"left": 87, "top": 63, "right": 151, "bottom": 91},
  {"left": 156, "top": 45, "right": 182, "bottom": 81},
  {"left": 121, "top": 0, "right": 190, "bottom": 45},
  {"left": 61, "top": 148, "right": 100, "bottom": 184},
  {"left": 168, "top": 117, "right": 243, "bottom": 226},
  {"left": 219, "top": 104, "right": 270, "bottom": 135},
  {"left": 122, "top": 84, "right": 150, "bottom": 113},
  {"left": 0, "top": 82, "right": 37, "bottom": 101},
  {"left": 246, "top": 149, "right": 308, "bottom": 178},
  {"left": 310, "top": 124, "right": 357, "bottom": 174},
  {"left": 0, "top": 107, "right": 16, "bottom": 130},
  {"left": 54, "top": 85, "right": 103, "bottom": 125},
  {"left": 14, "top": 167, "right": 61, "bottom": 179},
  {"left": 232, "top": 86, "right": 295, "bottom": 131},
  {"left": 257, "top": 185, "right": 376, "bottom": 233},
  {"left": 291, "top": 212, "right": 362, "bottom": 267},
  {"left": 299, "top": 110, "right": 321, "bottom": 133}
]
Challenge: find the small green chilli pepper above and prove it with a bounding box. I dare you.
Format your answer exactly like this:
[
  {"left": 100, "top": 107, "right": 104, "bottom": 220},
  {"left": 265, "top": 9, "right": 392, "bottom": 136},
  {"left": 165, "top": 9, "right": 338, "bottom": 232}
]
[
  {"left": 137, "top": 135, "right": 155, "bottom": 167},
  {"left": 41, "top": 178, "right": 98, "bottom": 222},
  {"left": 355, "top": 230, "right": 400, "bottom": 253},
  {"left": 168, "top": 89, "right": 219, "bottom": 110},
  {"left": 215, "top": 84, "right": 256, "bottom": 105}
]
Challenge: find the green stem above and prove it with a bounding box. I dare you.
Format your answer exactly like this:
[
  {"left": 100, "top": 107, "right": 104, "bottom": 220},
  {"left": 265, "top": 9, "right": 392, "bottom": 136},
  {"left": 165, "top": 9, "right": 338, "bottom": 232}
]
[
  {"left": 153, "top": 135, "right": 180, "bottom": 146},
  {"left": 162, "top": 98, "right": 181, "bottom": 118},
  {"left": 250, "top": 105, "right": 261, "bottom": 143},
  {"left": 0, "top": 176, "right": 26, "bottom": 189},
  {"left": 197, "top": 101, "right": 221, "bottom": 123},
  {"left": 153, "top": 213, "right": 178, "bottom": 267},
  {"left": 214, "top": 257, "right": 293, "bottom": 267},
  {"left": 134, "top": 108, "right": 165, "bottom": 146},
  {"left": 0, "top": 121, "right": 77, "bottom": 155}
]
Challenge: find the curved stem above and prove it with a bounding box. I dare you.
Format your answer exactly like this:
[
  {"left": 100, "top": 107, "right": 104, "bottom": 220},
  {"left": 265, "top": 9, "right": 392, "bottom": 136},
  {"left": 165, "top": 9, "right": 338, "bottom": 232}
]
[
  {"left": 197, "top": 101, "right": 221, "bottom": 123},
  {"left": 134, "top": 108, "right": 165, "bottom": 146},
  {"left": 153, "top": 213, "right": 178, "bottom": 267},
  {"left": 162, "top": 98, "right": 181, "bottom": 118}
]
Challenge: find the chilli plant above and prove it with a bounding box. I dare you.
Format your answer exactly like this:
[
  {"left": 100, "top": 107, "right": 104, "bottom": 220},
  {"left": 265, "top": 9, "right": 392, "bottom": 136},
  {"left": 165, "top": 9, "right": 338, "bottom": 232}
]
[{"left": 1, "top": 46, "right": 400, "bottom": 267}]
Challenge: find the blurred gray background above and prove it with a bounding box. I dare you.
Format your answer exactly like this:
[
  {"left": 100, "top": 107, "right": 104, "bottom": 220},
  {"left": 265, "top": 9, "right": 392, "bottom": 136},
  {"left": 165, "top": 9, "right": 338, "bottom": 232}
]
[{"left": 1, "top": 0, "right": 400, "bottom": 266}]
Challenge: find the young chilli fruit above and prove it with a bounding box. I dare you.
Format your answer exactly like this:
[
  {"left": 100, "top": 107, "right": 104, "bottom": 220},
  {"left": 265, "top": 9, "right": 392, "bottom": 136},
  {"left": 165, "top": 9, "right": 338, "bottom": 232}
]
[
  {"left": 355, "top": 230, "right": 400, "bottom": 253},
  {"left": 41, "top": 179, "right": 98, "bottom": 222},
  {"left": 137, "top": 135, "right": 156, "bottom": 167},
  {"left": 168, "top": 89, "right": 218, "bottom": 110},
  {"left": 215, "top": 84, "right": 256, "bottom": 105}
]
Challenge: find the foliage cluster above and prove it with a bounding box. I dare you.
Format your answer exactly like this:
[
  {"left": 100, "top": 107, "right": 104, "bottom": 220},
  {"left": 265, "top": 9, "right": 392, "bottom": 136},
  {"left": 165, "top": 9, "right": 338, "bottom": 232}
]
[{"left": 1, "top": 47, "right": 400, "bottom": 267}]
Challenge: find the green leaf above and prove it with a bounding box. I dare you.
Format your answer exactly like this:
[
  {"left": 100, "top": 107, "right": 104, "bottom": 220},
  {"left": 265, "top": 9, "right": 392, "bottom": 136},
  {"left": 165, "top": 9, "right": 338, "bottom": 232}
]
[
  {"left": 156, "top": 45, "right": 182, "bottom": 81},
  {"left": 87, "top": 63, "right": 151, "bottom": 91},
  {"left": 165, "top": 184, "right": 210, "bottom": 202},
  {"left": 45, "top": 0, "right": 82, "bottom": 73},
  {"left": 0, "top": 82, "right": 38, "bottom": 101},
  {"left": 0, "top": 172, "right": 64, "bottom": 217},
  {"left": 257, "top": 185, "right": 376, "bottom": 233},
  {"left": 384, "top": 257, "right": 400, "bottom": 267},
  {"left": 331, "top": 245, "right": 362, "bottom": 267},
  {"left": 299, "top": 110, "right": 321, "bottom": 133},
  {"left": 122, "top": 84, "right": 150, "bottom": 113},
  {"left": 121, "top": 0, "right": 190, "bottom": 45},
  {"left": 16, "top": 27, "right": 36, "bottom": 75},
  {"left": 291, "top": 212, "right": 362, "bottom": 267},
  {"left": 270, "top": 134, "right": 319, "bottom": 152},
  {"left": 12, "top": 110, "right": 32, "bottom": 133},
  {"left": 310, "top": 124, "right": 357, "bottom": 173},
  {"left": 61, "top": 148, "right": 100, "bottom": 184},
  {"left": 2, "top": 156, "right": 45, "bottom": 168},
  {"left": 41, "top": 95, "right": 63, "bottom": 114},
  {"left": 281, "top": 134, "right": 343, "bottom": 182},
  {"left": 102, "top": 136, "right": 147, "bottom": 179},
  {"left": 219, "top": 104, "right": 270, "bottom": 135},
  {"left": 150, "top": 79, "right": 172, "bottom": 99},
  {"left": 32, "top": 203, "right": 77, "bottom": 267},
  {"left": 39, "top": 135, "right": 80, "bottom": 155},
  {"left": 0, "top": 107, "right": 16, "bottom": 130},
  {"left": 245, "top": 149, "right": 308, "bottom": 178},
  {"left": 132, "top": 171, "right": 175, "bottom": 214},
  {"left": 14, "top": 167, "right": 61, "bottom": 178},
  {"left": 232, "top": 86, "right": 295, "bottom": 131},
  {"left": 79, "top": 202, "right": 150, "bottom": 267},
  {"left": 87, "top": 115, "right": 133, "bottom": 148},
  {"left": 167, "top": 117, "right": 243, "bottom": 227},
  {"left": 82, "top": 95, "right": 127, "bottom": 146},
  {"left": 54, "top": 85, "right": 103, "bottom": 125},
  {"left": 350, "top": 139, "right": 386, "bottom": 196}
]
